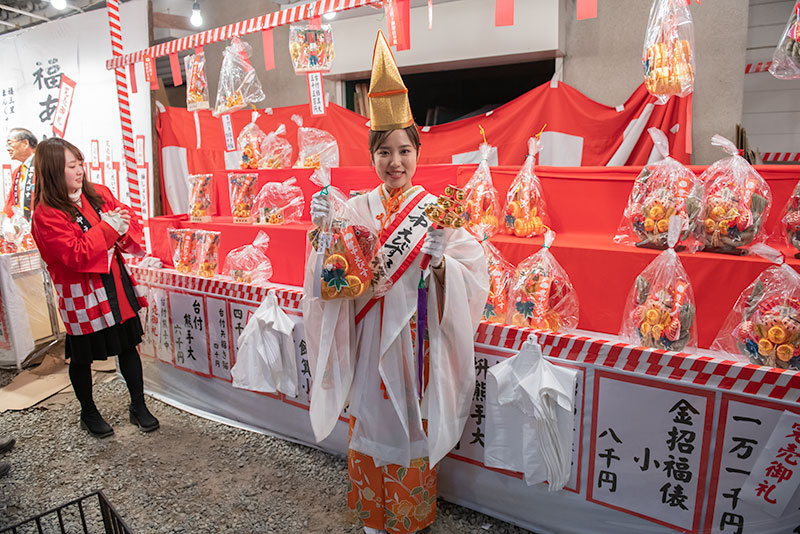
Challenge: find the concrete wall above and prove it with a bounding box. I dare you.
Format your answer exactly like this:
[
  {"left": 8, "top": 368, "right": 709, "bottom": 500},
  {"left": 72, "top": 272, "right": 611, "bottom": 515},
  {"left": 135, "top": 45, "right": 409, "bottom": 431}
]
[{"left": 562, "top": 0, "right": 750, "bottom": 164}]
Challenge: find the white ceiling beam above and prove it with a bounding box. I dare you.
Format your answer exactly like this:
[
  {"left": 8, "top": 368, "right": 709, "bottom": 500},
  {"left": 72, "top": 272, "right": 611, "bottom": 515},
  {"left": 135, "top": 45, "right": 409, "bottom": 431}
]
[
  {"left": 0, "top": 18, "right": 21, "bottom": 28},
  {"left": 0, "top": 3, "right": 51, "bottom": 21}
]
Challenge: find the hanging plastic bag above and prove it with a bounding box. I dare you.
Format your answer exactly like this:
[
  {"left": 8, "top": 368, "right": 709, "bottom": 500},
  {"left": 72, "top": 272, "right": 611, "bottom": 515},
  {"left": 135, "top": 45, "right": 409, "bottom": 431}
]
[
  {"left": 5, "top": 207, "right": 35, "bottom": 251},
  {"left": 259, "top": 123, "right": 294, "bottom": 169},
  {"left": 237, "top": 119, "right": 267, "bottom": 170},
  {"left": 254, "top": 178, "right": 305, "bottom": 224},
  {"left": 712, "top": 246, "right": 800, "bottom": 370},
  {"left": 213, "top": 36, "right": 265, "bottom": 116},
  {"left": 481, "top": 238, "right": 515, "bottom": 324},
  {"left": 195, "top": 230, "right": 221, "bottom": 278},
  {"left": 507, "top": 231, "right": 579, "bottom": 332},
  {"left": 169, "top": 228, "right": 198, "bottom": 274},
  {"left": 620, "top": 217, "right": 696, "bottom": 351},
  {"left": 184, "top": 51, "right": 210, "bottom": 111},
  {"left": 289, "top": 23, "right": 335, "bottom": 73},
  {"left": 223, "top": 231, "right": 273, "bottom": 284},
  {"left": 781, "top": 179, "right": 800, "bottom": 255},
  {"left": 464, "top": 142, "right": 502, "bottom": 238},
  {"left": 768, "top": 2, "right": 800, "bottom": 80},
  {"left": 292, "top": 115, "right": 339, "bottom": 169},
  {"left": 696, "top": 135, "right": 772, "bottom": 254},
  {"left": 188, "top": 174, "right": 213, "bottom": 221},
  {"left": 615, "top": 128, "right": 703, "bottom": 250},
  {"left": 307, "top": 169, "right": 386, "bottom": 300},
  {"left": 228, "top": 173, "right": 259, "bottom": 222},
  {"left": 503, "top": 136, "right": 549, "bottom": 238},
  {"left": 643, "top": 0, "right": 695, "bottom": 102}
]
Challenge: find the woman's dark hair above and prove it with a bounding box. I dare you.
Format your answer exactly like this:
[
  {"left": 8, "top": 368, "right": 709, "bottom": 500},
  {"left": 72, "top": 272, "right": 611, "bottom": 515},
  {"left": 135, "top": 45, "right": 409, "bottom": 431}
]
[
  {"left": 33, "top": 137, "right": 105, "bottom": 219},
  {"left": 368, "top": 124, "right": 421, "bottom": 164}
]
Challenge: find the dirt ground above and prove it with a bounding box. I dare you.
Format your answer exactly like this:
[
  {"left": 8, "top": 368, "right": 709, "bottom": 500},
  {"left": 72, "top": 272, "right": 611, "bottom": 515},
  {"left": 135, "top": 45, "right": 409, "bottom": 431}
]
[{"left": 0, "top": 360, "right": 533, "bottom": 534}]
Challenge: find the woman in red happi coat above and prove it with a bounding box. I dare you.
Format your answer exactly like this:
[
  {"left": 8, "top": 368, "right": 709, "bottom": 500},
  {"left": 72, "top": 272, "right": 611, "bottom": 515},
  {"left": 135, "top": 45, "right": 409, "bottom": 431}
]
[{"left": 31, "top": 137, "right": 158, "bottom": 438}]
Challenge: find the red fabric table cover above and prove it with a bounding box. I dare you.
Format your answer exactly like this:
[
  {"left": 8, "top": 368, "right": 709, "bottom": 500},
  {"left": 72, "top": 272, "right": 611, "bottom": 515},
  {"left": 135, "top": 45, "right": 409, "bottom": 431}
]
[{"left": 148, "top": 164, "right": 800, "bottom": 349}]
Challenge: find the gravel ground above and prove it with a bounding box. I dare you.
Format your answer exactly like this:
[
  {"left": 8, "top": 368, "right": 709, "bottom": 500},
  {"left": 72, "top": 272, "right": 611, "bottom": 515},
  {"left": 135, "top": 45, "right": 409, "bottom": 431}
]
[{"left": 0, "top": 370, "right": 533, "bottom": 533}]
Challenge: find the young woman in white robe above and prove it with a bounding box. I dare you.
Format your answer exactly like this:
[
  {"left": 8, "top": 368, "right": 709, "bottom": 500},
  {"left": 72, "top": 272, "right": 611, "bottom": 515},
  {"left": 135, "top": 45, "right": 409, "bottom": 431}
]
[{"left": 303, "top": 125, "right": 489, "bottom": 534}]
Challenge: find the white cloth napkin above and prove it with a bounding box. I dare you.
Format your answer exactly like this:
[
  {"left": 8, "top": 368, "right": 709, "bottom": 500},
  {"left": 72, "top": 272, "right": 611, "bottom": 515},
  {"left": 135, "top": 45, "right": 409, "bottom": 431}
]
[
  {"left": 231, "top": 290, "right": 298, "bottom": 396},
  {"left": 485, "top": 336, "right": 577, "bottom": 491}
]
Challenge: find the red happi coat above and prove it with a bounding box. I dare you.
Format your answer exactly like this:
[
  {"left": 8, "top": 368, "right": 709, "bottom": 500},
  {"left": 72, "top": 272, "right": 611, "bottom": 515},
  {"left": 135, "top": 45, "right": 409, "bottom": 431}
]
[{"left": 32, "top": 184, "right": 147, "bottom": 336}]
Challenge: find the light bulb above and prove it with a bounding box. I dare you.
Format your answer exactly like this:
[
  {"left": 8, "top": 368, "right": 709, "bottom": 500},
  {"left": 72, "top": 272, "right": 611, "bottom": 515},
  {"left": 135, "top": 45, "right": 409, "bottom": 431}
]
[
  {"left": 322, "top": 11, "right": 336, "bottom": 20},
  {"left": 190, "top": 1, "right": 203, "bottom": 27},
  {"left": 51, "top": 0, "right": 67, "bottom": 10}
]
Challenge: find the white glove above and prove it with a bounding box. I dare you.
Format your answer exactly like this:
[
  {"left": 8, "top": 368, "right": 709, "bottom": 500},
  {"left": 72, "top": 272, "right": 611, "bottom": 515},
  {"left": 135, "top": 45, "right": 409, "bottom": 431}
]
[
  {"left": 101, "top": 211, "right": 128, "bottom": 236},
  {"left": 421, "top": 227, "right": 446, "bottom": 268},
  {"left": 310, "top": 193, "right": 330, "bottom": 227},
  {"left": 138, "top": 256, "right": 164, "bottom": 269}
]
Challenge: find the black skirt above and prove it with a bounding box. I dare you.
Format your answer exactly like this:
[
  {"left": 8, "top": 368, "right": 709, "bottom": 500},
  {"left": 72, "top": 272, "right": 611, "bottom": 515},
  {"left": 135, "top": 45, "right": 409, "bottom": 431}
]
[{"left": 65, "top": 315, "right": 144, "bottom": 365}]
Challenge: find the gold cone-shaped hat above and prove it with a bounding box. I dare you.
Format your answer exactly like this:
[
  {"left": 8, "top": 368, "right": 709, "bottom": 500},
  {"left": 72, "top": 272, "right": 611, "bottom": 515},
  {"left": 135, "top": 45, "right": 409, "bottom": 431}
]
[{"left": 368, "top": 31, "right": 414, "bottom": 131}]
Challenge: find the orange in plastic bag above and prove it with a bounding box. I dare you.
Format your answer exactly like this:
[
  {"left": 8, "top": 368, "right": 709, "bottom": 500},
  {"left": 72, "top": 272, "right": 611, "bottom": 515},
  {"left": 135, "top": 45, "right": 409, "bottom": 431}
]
[
  {"left": 503, "top": 137, "right": 548, "bottom": 238},
  {"left": 223, "top": 231, "right": 273, "bottom": 284},
  {"left": 254, "top": 178, "right": 305, "bottom": 224},
  {"left": 506, "top": 231, "right": 578, "bottom": 332},
  {"left": 481, "top": 239, "right": 514, "bottom": 324},
  {"left": 237, "top": 120, "right": 267, "bottom": 170},
  {"left": 696, "top": 135, "right": 771, "bottom": 254},
  {"left": 229, "top": 173, "right": 259, "bottom": 221},
  {"left": 712, "top": 245, "right": 800, "bottom": 370},
  {"left": 464, "top": 143, "right": 502, "bottom": 238},
  {"left": 292, "top": 115, "right": 339, "bottom": 169},
  {"left": 643, "top": 0, "right": 695, "bottom": 101},
  {"left": 615, "top": 128, "right": 703, "bottom": 250},
  {"left": 214, "top": 36, "right": 265, "bottom": 116},
  {"left": 620, "top": 217, "right": 696, "bottom": 351},
  {"left": 196, "top": 230, "right": 221, "bottom": 278},
  {"left": 259, "top": 124, "right": 294, "bottom": 169}
]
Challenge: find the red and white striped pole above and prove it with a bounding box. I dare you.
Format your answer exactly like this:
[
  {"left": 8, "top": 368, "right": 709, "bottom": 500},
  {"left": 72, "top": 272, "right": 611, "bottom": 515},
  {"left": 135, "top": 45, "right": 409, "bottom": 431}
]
[{"left": 106, "top": 0, "right": 142, "bottom": 218}]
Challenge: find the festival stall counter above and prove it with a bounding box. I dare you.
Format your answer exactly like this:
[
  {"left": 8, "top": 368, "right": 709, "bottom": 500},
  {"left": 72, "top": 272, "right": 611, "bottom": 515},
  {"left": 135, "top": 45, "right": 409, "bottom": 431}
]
[
  {"left": 133, "top": 264, "right": 800, "bottom": 534},
  {"left": 137, "top": 163, "right": 800, "bottom": 533}
]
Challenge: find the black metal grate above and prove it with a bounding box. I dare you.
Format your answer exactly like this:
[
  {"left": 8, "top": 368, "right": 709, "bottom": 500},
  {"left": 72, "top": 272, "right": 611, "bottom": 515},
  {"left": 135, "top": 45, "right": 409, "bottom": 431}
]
[{"left": 0, "top": 490, "right": 134, "bottom": 534}]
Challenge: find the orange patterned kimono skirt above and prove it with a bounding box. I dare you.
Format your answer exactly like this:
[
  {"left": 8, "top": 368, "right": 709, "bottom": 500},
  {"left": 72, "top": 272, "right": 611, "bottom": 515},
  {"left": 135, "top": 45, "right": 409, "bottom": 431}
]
[{"left": 347, "top": 418, "right": 438, "bottom": 533}]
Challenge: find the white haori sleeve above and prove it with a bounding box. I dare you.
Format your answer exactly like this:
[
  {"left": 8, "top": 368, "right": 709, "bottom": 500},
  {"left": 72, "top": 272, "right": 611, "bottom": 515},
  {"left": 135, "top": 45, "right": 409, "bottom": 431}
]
[
  {"left": 423, "top": 226, "right": 489, "bottom": 467},
  {"left": 230, "top": 290, "right": 298, "bottom": 396},
  {"left": 302, "top": 248, "right": 357, "bottom": 443}
]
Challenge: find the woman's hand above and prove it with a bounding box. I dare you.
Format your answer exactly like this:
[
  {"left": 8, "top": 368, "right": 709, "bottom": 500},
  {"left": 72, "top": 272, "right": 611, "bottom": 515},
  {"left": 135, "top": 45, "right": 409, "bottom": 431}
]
[
  {"left": 101, "top": 208, "right": 129, "bottom": 236},
  {"left": 421, "top": 227, "right": 446, "bottom": 269},
  {"left": 310, "top": 193, "right": 330, "bottom": 227}
]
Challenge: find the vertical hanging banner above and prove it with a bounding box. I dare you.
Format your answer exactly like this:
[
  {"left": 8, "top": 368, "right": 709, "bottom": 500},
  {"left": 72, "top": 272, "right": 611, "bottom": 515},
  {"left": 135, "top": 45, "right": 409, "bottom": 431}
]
[
  {"left": 51, "top": 74, "right": 76, "bottom": 138},
  {"left": 221, "top": 114, "right": 236, "bottom": 151},
  {"left": 384, "top": 0, "right": 398, "bottom": 46},
  {"left": 395, "top": 0, "right": 410, "bottom": 51},
  {"left": 169, "top": 52, "right": 183, "bottom": 86},
  {"left": 135, "top": 135, "right": 146, "bottom": 167},
  {"left": 262, "top": 29, "right": 275, "bottom": 71},
  {"left": 577, "top": 0, "right": 598, "bottom": 20},
  {"left": 129, "top": 63, "right": 138, "bottom": 94},
  {"left": 149, "top": 56, "right": 159, "bottom": 90},
  {"left": 143, "top": 54, "right": 153, "bottom": 83},
  {"left": 495, "top": 0, "right": 514, "bottom": 27},
  {"left": 428, "top": 0, "right": 433, "bottom": 30},
  {"left": 307, "top": 71, "right": 326, "bottom": 116}
]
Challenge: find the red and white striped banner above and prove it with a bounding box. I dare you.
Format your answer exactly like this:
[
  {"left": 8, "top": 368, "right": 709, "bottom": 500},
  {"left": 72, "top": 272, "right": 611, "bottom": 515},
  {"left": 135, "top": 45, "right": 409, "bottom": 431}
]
[
  {"left": 130, "top": 265, "right": 800, "bottom": 403},
  {"left": 105, "top": 0, "right": 381, "bottom": 70},
  {"left": 762, "top": 152, "right": 800, "bottom": 162},
  {"left": 106, "top": 0, "right": 142, "bottom": 217}
]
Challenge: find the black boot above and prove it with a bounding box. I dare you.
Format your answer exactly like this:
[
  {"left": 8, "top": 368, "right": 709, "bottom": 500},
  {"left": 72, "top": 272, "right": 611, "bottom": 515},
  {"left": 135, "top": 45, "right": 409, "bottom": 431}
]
[
  {"left": 80, "top": 408, "right": 114, "bottom": 438},
  {"left": 129, "top": 401, "right": 159, "bottom": 432}
]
